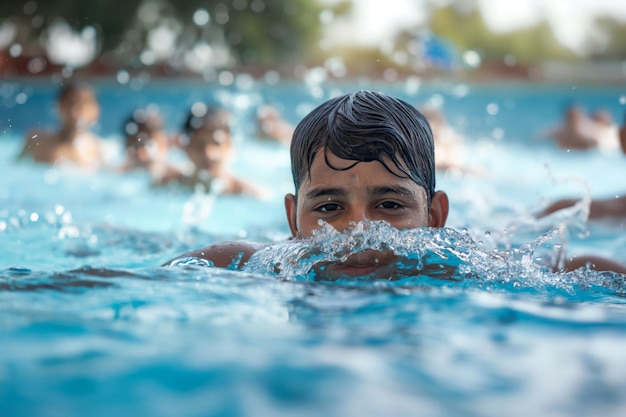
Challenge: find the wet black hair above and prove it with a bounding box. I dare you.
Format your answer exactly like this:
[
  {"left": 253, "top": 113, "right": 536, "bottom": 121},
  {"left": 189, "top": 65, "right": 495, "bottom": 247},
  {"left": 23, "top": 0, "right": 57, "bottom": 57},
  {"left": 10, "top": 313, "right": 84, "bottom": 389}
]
[
  {"left": 183, "top": 103, "right": 230, "bottom": 135},
  {"left": 57, "top": 80, "right": 94, "bottom": 103},
  {"left": 290, "top": 90, "right": 436, "bottom": 204},
  {"left": 122, "top": 109, "right": 164, "bottom": 149}
]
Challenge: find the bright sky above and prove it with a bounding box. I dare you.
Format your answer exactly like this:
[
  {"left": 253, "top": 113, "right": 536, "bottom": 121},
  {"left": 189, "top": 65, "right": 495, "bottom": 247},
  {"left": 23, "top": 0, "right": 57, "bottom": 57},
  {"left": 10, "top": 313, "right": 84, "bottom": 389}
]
[{"left": 325, "top": 0, "right": 626, "bottom": 54}]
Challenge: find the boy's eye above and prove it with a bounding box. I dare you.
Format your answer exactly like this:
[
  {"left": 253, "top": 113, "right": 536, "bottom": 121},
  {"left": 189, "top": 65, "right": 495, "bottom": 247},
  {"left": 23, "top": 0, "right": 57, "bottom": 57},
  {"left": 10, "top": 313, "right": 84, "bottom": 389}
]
[
  {"left": 317, "top": 203, "right": 342, "bottom": 212},
  {"left": 378, "top": 201, "right": 403, "bottom": 209}
]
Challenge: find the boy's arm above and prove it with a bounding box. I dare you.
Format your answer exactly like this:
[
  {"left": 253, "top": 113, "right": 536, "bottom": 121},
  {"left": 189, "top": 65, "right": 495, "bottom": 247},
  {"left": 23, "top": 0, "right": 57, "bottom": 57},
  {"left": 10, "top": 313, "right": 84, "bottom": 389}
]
[
  {"left": 162, "top": 241, "right": 266, "bottom": 268},
  {"left": 536, "top": 196, "right": 626, "bottom": 219},
  {"left": 589, "top": 196, "right": 626, "bottom": 218},
  {"left": 562, "top": 254, "right": 626, "bottom": 275}
]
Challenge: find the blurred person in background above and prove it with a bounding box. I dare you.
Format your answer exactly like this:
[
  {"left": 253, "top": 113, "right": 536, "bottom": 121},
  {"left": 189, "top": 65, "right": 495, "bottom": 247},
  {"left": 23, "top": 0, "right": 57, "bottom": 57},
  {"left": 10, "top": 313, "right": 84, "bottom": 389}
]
[
  {"left": 537, "top": 108, "right": 626, "bottom": 220},
  {"left": 159, "top": 103, "right": 263, "bottom": 197},
  {"left": 255, "top": 104, "right": 295, "bottom": 145},
  {"left": 544, "top": 104, "right": 597, "bottom": 151},
  {"left": 17, "top": 81, "right": 107, "bottom": 169},
  {"left": 590, "top": 109, "right": 620, "bottom": 154},
  {"left": 419, "top": 106, "right": 481, "bottom": 175},
  {"left": 117, "top": 107, "right": 184, "bottom": 183}
]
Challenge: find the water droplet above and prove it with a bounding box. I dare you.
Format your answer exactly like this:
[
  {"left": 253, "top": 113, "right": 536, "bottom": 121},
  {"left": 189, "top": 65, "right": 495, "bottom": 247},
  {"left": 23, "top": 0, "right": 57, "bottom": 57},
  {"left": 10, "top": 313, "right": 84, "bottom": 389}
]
[
  {"left": 492, "top": 127, "right": 504, "bottom": 140},
  {"left": 15, "top": 92, "right": 27, "bottom": 105},
  {"left": 463, "top": 50, "right": 481, "bottom": 68},
  {"left": 193, "top": 9, "right": 210, "bottom": 26},
  {"left": 218, "top": 70, "right": 234, "bottom": 86},
  {"left": 117, "top": 70, "right": 130, "bottom": 84},
  {"left": 27, "top": 57, "right": 46, "bottom": 74},
  {"left": 486, "top": 103, "right": 499, "bottom": 115},
  {"left": 9, "top": 43, "right": 22, "bottom": 57}
]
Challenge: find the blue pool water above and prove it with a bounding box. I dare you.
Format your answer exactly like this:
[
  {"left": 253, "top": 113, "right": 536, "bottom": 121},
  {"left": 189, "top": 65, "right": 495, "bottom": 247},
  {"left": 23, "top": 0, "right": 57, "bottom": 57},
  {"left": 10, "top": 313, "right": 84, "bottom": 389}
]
[{"left": 1, "top": 79, "right": 626, "bottom": 417}]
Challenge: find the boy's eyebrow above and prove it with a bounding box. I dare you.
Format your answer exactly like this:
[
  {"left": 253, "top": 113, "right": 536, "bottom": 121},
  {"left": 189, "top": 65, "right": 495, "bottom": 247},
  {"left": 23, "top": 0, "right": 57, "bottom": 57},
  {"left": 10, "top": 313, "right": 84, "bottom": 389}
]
[
  {"left": 304, "top": 185, "right": 416, "bottom": 200},
  {"left": 304, "top": 187, "right": 347, "bottom": 199},
  {"left": 370, "top": 185, "right": 415, "bottom": 196}
]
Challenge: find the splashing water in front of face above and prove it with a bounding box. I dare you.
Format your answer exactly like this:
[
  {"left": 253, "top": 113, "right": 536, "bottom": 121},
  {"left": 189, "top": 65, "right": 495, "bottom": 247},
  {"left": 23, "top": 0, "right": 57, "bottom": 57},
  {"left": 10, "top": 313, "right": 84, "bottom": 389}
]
[{"left": 242, "top": 220, "right": 624, "bottom": 295}]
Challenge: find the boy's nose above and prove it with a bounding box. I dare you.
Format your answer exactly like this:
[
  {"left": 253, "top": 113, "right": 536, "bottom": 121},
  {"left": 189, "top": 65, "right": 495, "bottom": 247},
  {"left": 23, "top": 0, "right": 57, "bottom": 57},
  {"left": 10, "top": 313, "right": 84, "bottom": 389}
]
[{"left": 337, "top": 207, "right": 370, "bottom": 230}]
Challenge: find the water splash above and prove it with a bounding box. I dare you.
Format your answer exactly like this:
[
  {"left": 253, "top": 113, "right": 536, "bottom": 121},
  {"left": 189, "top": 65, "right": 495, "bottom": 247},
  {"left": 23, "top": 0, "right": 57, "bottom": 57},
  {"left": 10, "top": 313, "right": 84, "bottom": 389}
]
[
  {"left": 167, "top": 257, "right": 214, "bottom": 267},
  {"left": 243, "top": 220, "right": 624, "bottom": 295},
  {"left": 181, "top": 183, "right": 218, "bottom": 229}
]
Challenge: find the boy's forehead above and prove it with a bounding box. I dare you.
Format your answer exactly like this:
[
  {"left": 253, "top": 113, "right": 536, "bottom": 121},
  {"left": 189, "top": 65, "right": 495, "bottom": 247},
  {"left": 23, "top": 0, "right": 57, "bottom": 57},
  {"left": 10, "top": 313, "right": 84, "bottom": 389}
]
[
  {"left": 189, "top": 128, "right": 230, "bottom": 145},
  {"left": 61, "top": 89, "right": 96, "bottom": 104},
  {"left": 311, "top": 148, "right": 408, "bottom": 178},
  {"left": 297, "top": 149, "right": 426, "bottom": 202}
]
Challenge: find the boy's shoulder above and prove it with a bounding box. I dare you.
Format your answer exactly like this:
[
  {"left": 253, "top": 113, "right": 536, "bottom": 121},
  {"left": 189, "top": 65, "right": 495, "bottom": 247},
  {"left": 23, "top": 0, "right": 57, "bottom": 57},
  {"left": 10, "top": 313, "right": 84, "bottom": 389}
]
[{"left": 19, "top": 128, "right": 58, "bottom": 160}]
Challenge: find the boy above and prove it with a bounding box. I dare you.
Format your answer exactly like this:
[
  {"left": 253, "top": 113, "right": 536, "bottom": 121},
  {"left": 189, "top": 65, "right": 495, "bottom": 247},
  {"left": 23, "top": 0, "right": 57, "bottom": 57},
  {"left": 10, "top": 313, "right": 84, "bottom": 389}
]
[
  {"left": 117, "top": 107, "right": 184, "bottom": 184},
  {"left": 165, "top": 91, "right": 626, "bottom": 276},
  {"left": 17, "top": 81, "right": 106, "bottom": 169},
  {"left": 118, "top": 108, "right": 170, "bottom": 171},
  {"left": 165, "top": 90, "right": 449, "bottom": 273},
  {"left": 158, "top": 103, "right": 262, "bottom": 197}
]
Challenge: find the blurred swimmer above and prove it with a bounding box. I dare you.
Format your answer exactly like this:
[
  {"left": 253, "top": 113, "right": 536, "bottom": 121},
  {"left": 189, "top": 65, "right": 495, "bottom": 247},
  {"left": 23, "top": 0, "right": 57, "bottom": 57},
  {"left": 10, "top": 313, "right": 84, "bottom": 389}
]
[
  {"left": 160, "top": 103, "right": 263, "bottom": 197},
  {"left": 256, "top": 104, "right": 294, "bottom": 144},
  {"left": 537, "top": 109, "right": 626, "bottom": 220},
  {"left": 544, "top": 105, "right": 597, "bottom": 150},
  {"left": 117, "top": 108, "right": 184, "bottom": 182},
  {"left": 419, "top": 106, "right": 480, "bottom": 175},
  {"left": 17, "top": 81, "right": 107, "bottom": 169},
  {"left": 590, "top": 109, "right": 619, "bottom": 153}
]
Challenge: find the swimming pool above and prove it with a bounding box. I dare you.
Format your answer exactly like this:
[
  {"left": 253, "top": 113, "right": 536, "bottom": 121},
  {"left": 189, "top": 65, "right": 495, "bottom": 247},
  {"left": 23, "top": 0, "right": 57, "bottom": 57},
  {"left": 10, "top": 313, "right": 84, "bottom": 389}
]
[{"left": 1, "top": 79, "right": 626, "bottom": 417}]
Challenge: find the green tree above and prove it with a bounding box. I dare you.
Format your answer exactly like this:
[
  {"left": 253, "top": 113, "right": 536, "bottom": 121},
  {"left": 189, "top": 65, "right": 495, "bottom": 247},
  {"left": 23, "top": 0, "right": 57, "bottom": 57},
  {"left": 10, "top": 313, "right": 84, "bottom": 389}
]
[
  {"left": 0, "top": 0, "right": 143, "bottom": 54},
  {"left": 428, "top": 3, "right": 576, "bottom": 64},
  {"left": 0, "top": 0, "right": 346, "bottom": 71}
]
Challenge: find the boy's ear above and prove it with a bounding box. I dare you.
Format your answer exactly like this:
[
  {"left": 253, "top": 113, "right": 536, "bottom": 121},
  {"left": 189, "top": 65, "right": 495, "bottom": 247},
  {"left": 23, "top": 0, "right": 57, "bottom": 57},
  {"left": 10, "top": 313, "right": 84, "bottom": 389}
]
[
  {"left": 428, "top": 191, "right": 449, "bottom": 227},
  {"left": 284, "top": 193, "right": 298, "bottom": 237}
]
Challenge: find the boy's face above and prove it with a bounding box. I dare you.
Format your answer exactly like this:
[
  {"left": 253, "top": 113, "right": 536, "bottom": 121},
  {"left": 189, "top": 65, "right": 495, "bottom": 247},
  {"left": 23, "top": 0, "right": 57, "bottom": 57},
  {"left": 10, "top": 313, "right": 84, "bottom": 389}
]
[
  {"left": 284, "top": 149, "right": 448, "bottom": 278},
  {"left": 58, "top": 89, "right": 100, "bottom": 130},
  {"left": 285, "top": 148, "right": 439, "bottom": 236},
  {"left": 185, "top": 126, "right": 232, "bottom": 173},
  {"left": 127, "top": 134, "right": 160, "bottom": 165}
]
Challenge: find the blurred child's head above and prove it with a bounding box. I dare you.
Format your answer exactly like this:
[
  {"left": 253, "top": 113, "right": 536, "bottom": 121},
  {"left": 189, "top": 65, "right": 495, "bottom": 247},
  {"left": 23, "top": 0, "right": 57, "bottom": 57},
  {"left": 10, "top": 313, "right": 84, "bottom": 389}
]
[
  {"left": 257, "top": 104, "right": 280, "bottom": 120},
  {"left": 290, "top": 90, "right": 436, "bottom": 205},
  {"left": 57, "top": 81, "right": 100, "bottom": 131},
  {"left": 565, "top": 105, "right": 586, "bottom": 126},
  {"left": 183, "top": 103, "right": 233, "bottom": 174},
  {"left": 123, "top": 108, "right": 168, "bottom": 166}
]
